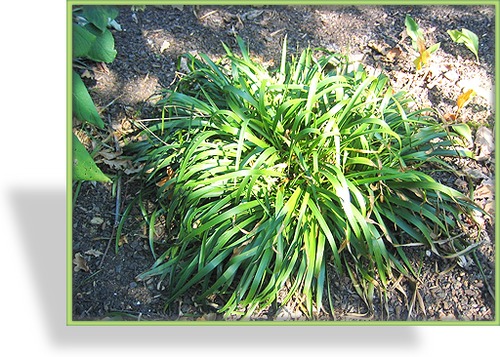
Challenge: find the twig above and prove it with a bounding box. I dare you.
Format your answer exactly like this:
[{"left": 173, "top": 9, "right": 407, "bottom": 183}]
[
  {"left": 269, "top": 28, "right": 286, "bottom": 37},
  {"left": 98, "top": 174, "right": 122, "bottom": 269},
  {"left": 98, "top": 94, "right": 124, "bottom": 115},
  {"left": 199, "top": 10, "right": 218, "bottom": 20}
]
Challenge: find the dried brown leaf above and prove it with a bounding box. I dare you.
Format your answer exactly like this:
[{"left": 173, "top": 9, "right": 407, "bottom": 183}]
[
  {"left": 483, "top": 200, "right": 495, "bottom": 217},
  {"left": 90, "top": 216, "right": 104, "bottom": 225},
  {"left": 475, "top": 126, "right": 494, "bottom": 161},
  {"left": 196, "top": 313, "right": 218, "bottom": 321},
  {"left": 474, "top": 182, "right": 494, "bottom": 200},
  {"left": 118, "top": 235, "right": 129, "bottom": 246},
  {"left": 160, "top": 40, "right": 171, "bottom": 53},
  {"left": 99, "top": 150, "right": 123, "bottom": 160},
  {"left": 385, "top": 47, "right": 401, "bottom": 62},
  {"left": 102, "top": 159, "right": 131, "bottom": 170},
  {"left": 85, "top": 249, "right": 103, "bottom": 257},
  {"left": 124, "top": 167, "right": 143, "bottom": 175},
  {"left": 73, "top": 253, "right": 90, "bottom": 272},
  {"left": 81, "top": 69, "right": 94, "bottom": 79},
  {"left": 442, "top": 112, "right": 457, "bottom": 122}
]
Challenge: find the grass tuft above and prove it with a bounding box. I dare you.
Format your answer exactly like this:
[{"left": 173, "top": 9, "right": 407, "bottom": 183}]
[{"left": 125, "top": 37, "right": 483, "bottom": 319}]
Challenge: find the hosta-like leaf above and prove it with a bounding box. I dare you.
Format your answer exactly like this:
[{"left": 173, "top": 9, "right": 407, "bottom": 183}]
[
  {"left": 84, "top": 24, "right": 117, "bottom": 63},
  {"left": 72, "top": 23, "right": 96, "bottom": 59},
  {"left": 72, "top": 133, "right": 111, "bottom": 182},
  {"left": 72, "top": 70, "right": 105, "bottom": 128},
  {"left": 81, "top": 5, "right": 119, "bottom": 32}
]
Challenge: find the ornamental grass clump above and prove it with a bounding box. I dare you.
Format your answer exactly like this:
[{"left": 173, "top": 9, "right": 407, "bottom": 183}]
[{"left": 125, "top": 37, "right": 482, "bottom": 319}]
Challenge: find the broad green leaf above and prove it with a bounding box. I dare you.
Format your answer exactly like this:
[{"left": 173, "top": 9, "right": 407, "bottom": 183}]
[
  {"left": 72, "top": 23, "right": 96, "bottom": 59},
  {"left": 72, "top": 134, "right": 111, "bottom": 182},
  {"left": 405, "top": 15, "right": 424, "bottom": 49},
  {"left": 451, "top": 123, "right": 472, "bottom": 143},
  {"left": 72, "top": 70, "right": 105, "bottom": 129},
  {"left": 461, "top": 29, "right": 479, "bottom": 58},
  {"left": 81, "top": 5, "right": 119, "bottom": 32},
  {"left": 427, "top": 42, "right": 440, "bottom": 54},
  {"left": 84, "top": 25, "right": 117, "bottom": 63},
  {"left": 447, "top": 28, "right": 479, "bottom": 60}
]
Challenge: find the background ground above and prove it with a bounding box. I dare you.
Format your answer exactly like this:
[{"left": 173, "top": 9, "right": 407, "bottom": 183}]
[{"left": 72, "top": 4, "right": 495, "bottom": 322}]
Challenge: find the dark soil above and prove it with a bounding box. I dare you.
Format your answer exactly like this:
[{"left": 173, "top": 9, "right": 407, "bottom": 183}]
[{"left": 72, "top": 4, "right": 496, "bottom": 322}]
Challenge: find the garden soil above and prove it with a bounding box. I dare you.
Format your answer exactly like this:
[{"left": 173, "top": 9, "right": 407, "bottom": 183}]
[{"left": 72, "top": 4, "right": 496, "bottom": 322}]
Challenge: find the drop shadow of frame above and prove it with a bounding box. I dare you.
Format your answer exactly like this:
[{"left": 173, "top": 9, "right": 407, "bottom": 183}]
[{"left": 9, "top": 186, "right": 418, "bottom": 349}]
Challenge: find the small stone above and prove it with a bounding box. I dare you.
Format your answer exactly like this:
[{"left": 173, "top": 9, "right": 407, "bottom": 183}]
[{"left": 130, "top": 281, "right": 138, "bottom": 289}]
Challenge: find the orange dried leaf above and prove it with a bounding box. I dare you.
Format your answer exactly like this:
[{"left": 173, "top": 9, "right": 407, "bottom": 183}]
[
  {"left": 457, "top": 89, "right": 476, "bottom": 110},
  {"left": 417, "top": 38, "right": 426, "bottom": 54},
  {"left": 442, "top": 113, "right": 457, "bottom": 122},
  {"left": 386, "top": 47, "right": 402, "bottom": 62},
  {"left": 156, "top": 167, "right": 175, "bottom": 187}
]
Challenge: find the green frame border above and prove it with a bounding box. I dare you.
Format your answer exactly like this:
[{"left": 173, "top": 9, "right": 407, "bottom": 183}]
[{"left": 67, "top": 0, "right": 499, "bottom": 326}]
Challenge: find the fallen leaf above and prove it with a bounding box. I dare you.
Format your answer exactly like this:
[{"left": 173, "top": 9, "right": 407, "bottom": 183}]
[
  {"left": 81, "top": 69, "right": 94, "bottom": 79},
  {"left": 160, "top": 40, "right": 171, "bottom": 53},
  {"left": 171, "top": 5, "right": 184, "bottom": 11},
  {"left": 91, "top": 217, "right": 104, "bottom": 225},
  {"left": 385, "top": 47, "right": 401, "bottom": 62},
  {"left": 73, "top": 253, "right": 90, "bottom": 272},
  {"left": 242, "top": 10, "right": 264, "bottom": 21},
  {"left": 483, "top": 200, "right": 495, "bottom": 218},
  {"left": 85, "top": 249, "right": 104, "bottom": 257},
  {"left": 475, "top": 126, "right": 494, "bottom": 161},
  {"left": 124, "top": 167, "right": 143, "bottom": 175},
  {"left": 179, "top": 57, "right": 190, "bottom": 73},
  {"left": 118, "top": 235, "right": 129, "bottom": 246},
  {"left": 102, "top": 158, "right": 131, "bottom": 170},
  {"left": 99, "top": 150, "right": 123, "bottom": 160},
  {"left": 457, "top": 89, "right": 476, "bottom": 111},
  {"left": 474, "top": 180, "right": 494, "bottom": 200},
  {"left": 155, "top": 167, "right": 175, "bottom": 187},
  {"left": 196, "top": 313, "right": 218, "bottom": 321},
  {"left": 442, "top": 112, "right": 457, "bottom": 122},
  {"left": 95, "top": 62, "right": 109, "bottom": 74},
  {"left": 367, "top": 40, "right": 390, "bottom": 56},
  {"left": 464, "top": 168, "right": 488, "bottom": 180}
]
